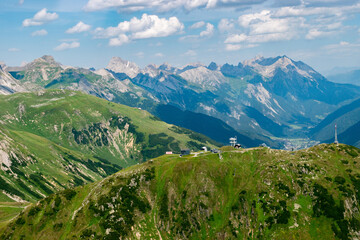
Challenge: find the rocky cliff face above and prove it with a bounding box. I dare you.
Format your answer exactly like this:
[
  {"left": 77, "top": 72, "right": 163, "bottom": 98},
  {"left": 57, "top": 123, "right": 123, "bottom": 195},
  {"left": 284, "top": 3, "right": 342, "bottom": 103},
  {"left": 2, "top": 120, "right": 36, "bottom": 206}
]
[{"left": 0, "top": 64, "right": 26, "bottom": 95}]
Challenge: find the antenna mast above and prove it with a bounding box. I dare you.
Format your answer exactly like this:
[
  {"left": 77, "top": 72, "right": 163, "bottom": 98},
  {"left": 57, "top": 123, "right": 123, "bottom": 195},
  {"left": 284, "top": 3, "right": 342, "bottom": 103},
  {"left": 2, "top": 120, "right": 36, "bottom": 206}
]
[{"left": 334, "top": 123, "right": 338, "bottom": 144}]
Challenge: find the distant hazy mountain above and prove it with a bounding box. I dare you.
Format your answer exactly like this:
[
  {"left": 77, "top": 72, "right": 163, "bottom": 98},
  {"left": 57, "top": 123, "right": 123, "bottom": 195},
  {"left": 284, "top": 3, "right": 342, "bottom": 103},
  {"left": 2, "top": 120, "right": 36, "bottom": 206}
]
[
  {"left": 131, "top": 55, "right": 360, "bottom": 139},
  {"left": 310, "top": 98, "right": 360, "bottom": 148},
  {"left": 327, "top": 69, "right": 360, "bottom": 86},
  {"left": 324, "top": 66, "right": 359, "bottom": 76},
  {"left": 155, "top": 104, "right": 281, "bottom": 148}
]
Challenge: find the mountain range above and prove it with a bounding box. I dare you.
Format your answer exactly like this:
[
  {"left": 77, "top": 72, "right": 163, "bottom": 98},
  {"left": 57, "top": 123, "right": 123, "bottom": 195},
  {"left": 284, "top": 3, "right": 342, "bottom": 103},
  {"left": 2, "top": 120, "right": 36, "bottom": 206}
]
[
  {"left": 327, "top": 69, "right": 360, "bottom": 86},
  {"left": 2, "top": 55, "right": 360, "bottom": 148},
  {"left": 1, "top": 54, "right": 360, "bottom": 239}
]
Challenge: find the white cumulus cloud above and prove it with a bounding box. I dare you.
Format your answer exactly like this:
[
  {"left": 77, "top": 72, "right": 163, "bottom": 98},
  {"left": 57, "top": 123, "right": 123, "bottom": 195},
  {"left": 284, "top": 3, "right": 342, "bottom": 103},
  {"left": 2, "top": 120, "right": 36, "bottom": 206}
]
[
  {"left": 190, "top": 21, "right": 205, "bottom": 29},
  {"left": 54, "top": 41, "right": 80, "bottom": 51},
  {"left": 109, "top": 34, "right": 130, "bottom": 46},
  {"left": 218, "top": 19, "right": 235, "bottom": 32},
  {"left": 225, "top": 34, "right": 248, "bottom": 43},
  {"left": 31, "top": 29, "right": 48, "bottom": 36},
  {"left": 135, "top": 51, "right": 144, "bottom": 58},
  {"left": 130, "top": 14, "right": 184, "bottom": 39},
  {"left": 305, "top": 29, "right": 332, "bottom": 39},
  {"left": 183, "top": 50, "right": 197, "bottom": 56},
  {"left": 84, "top": 0, "right": 266, "bottom": 12},
  {"left": 222, "top": 8, "right": 309, "bottom": 48},
  {"left": 94, "top": 14, "right": 184, "bottom": 46},
  {"left": 8, "top": 48, "right": 20, "bottom": 52},
  {"left": 22, "top": 8, "right": 58, "bottom": 27},
  {"left": 200, "top": 23, "right": 214, "bottom": 37},
  {"left": 66, "top": 21, "right": 92, "bottom": 34},
  {"left": 225, "top": 44, "right": 243, "bottom": 51},
  {"left": 155, "top": 53, "right": 164, "bottom": 57},
  {"left": 225, "top": 44, "right": 257, "bottom": 51},
  {"left": 238, "top": 10, "right": 303, "bottom": 35},
  {"left": 225, "top": 32, "right": 296, "bottom": 44}
]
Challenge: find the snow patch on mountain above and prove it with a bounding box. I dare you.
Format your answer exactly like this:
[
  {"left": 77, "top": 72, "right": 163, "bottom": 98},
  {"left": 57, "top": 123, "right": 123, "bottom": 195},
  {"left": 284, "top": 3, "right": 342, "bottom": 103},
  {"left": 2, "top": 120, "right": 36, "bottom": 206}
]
[
  {"left": 273, "top": 99, "right": 284, "bottom": 112},
  {"left": 200, "top": 103, "right": 216, "bottom": 113},
  {"left": 229, "top": 110, "right": 242, "bottom": 120}
]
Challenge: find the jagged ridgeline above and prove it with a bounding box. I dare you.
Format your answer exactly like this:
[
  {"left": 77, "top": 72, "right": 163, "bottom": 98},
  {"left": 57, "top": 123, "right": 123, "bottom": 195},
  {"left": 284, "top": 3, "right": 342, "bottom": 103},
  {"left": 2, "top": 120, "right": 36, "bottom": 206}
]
[
  {"left": 0, "top": 90, "right": 219, "bottom": 202},
  {"left": 2, "top": 144, "right": 360, "bottom": 239}
]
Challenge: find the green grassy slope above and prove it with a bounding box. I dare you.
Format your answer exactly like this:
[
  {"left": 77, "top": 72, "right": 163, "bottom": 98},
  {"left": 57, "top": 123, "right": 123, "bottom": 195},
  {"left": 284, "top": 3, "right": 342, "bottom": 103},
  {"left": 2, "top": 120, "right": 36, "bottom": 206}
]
[
  {"left": 3, "top": 144, "right": 360, "bottom": 239},
  {"left": 0, "top": 90, "right": 218, "bottom": 202},
  {"left": 0, "top": 202, "right": 30, "bottom": 231}
]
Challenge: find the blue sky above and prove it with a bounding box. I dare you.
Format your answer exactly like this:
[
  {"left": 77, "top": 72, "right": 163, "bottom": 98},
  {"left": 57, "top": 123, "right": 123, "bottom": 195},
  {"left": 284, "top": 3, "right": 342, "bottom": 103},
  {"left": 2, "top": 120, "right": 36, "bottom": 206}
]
[{"left": 1, "top": 0, "right": 360, "bottom": 74}]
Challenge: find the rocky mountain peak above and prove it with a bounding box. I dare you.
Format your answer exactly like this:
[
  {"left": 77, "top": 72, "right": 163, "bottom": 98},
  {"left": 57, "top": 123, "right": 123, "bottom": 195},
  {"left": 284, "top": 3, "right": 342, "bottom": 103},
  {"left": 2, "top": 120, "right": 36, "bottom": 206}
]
[
  {"left": 274, "top": 55, "right": 293, "bottom": 66},
  {"left": 106, "top": 57, "right": 140, "bottom": 78},
  {"left": 242, "top": 55, "right": 264, "bottom": 66},
  {"left": 37, "top": 55, "right": 56, "bottom": 63},
  {"left": 146, "top": 63, "right": 158, "bottom": 69},
  {"left": 142, "top": 64, "right": 160, "bottom": 77},
  {"left": 182, "top": 62, "right": 203, "bottom": 68},
  {"left": 26, "top": 55, "right": 61, "bottom": 70},
  {"left": 242, "top": 55, "right": 313, "bottom": 78},
  {"left": 207, "top": 62, "right": 218, "bottom": 71},
  {"left": 158, "top": 62, "right": 176, "bottom": 72},
  {"left": 181, "top": 62, "right": 203, "bottom": 72}
]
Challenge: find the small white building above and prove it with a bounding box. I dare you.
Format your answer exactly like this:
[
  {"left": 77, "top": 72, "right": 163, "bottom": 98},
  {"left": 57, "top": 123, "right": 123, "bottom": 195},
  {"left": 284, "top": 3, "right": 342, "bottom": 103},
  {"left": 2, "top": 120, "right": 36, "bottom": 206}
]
[{"left": 230, "top": 136, "right": 237, "bottom": 147}]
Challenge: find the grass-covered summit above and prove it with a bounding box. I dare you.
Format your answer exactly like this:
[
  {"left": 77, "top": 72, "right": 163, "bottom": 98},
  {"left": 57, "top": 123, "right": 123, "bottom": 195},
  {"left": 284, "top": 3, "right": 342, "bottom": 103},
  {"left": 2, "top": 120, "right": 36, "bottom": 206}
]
[
  {"left": 2, "top": 143, "right": 360, "bottom": 239},
  {"left": 0, "top": 90, "right": 219, "bottom": 202}
]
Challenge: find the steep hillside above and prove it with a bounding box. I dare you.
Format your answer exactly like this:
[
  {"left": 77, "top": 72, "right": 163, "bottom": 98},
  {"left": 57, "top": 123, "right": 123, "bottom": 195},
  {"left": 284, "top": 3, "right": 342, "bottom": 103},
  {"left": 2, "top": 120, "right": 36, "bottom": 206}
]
[
  {"left": 155, "top": 104, "right": 280, "bottom": 148},
  {"left": 2, "top": 144, "right": 360, "bottom": 239},
  {"left": 335, "top": 122, "right": 360, "bottom": 148},
  {"left": 311, "top": 98, "right": 360, "bottom": 148},
  {"left": 0, "top": 90, "right": 218, "bottom": 202}
]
